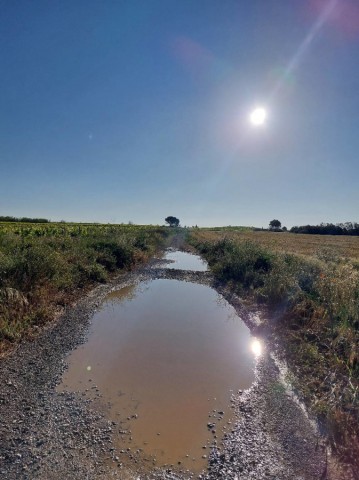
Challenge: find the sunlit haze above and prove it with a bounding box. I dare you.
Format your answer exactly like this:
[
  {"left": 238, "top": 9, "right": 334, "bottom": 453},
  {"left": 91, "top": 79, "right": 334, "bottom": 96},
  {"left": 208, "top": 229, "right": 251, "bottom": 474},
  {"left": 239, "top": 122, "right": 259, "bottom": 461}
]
[{"left": 1, "top": 1, "right": 358, "bottom": 227}]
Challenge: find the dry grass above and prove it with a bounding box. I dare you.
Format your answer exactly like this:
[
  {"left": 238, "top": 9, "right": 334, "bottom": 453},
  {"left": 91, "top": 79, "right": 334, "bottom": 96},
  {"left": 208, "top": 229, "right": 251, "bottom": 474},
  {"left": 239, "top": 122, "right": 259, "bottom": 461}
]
[{"left": 191, "top": 229, "right": 359, "bottom": 261}]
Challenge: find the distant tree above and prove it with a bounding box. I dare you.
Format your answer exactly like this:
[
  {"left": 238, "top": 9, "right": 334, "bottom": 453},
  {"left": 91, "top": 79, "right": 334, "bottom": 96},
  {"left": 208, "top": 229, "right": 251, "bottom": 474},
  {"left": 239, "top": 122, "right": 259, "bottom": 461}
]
[
  {"left": 165, "top": 216, "right": 180, "bottom": 227},
  {"left": 282, "top": 226, "right": 287, "bottom": 232},
  {"left": 269, "top": 219, "right": 281, "bottom": 230}
]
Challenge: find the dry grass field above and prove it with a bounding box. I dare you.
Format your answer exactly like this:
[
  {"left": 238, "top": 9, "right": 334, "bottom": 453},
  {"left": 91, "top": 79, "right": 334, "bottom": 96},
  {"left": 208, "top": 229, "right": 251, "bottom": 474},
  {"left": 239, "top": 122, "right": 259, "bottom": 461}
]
[
  {"left": 191, "top": 229, "right": 359, "bottom": 261},
  {"left": 189, "top": 227, "right": 359, "bottom": 470}
]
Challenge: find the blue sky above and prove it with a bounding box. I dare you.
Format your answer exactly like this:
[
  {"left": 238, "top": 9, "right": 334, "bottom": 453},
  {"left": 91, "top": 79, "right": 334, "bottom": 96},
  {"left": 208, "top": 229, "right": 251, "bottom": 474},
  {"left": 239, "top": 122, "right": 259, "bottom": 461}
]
[{"left": 1, "top": 0, "right": 358, "bottom": 227}]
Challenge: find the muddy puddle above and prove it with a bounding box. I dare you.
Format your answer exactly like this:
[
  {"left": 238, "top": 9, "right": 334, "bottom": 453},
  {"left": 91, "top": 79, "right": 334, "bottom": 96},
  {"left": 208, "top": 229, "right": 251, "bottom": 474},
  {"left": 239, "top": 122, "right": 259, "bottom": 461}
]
[
  {"left": 59, "top": 278, "right": 259, "bottom": 474},
  {"left": 162, "top": 250, "right": 208, "bottom": 271}
]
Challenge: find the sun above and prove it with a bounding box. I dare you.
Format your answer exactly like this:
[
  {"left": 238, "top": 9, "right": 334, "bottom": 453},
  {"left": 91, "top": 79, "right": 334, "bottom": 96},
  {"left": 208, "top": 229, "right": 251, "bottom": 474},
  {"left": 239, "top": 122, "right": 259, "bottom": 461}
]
[
  {"left": 249, "top": 107, "right": 267, "bottom": 126},
  {"left": 251, "top": 338, "right": 263, "bottom": 357}
]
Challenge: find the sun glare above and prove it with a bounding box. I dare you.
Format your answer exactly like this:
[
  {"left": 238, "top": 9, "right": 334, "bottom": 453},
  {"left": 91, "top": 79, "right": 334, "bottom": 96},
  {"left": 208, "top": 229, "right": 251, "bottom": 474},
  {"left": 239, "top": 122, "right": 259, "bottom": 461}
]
[
  {"left": 249, "top": 107, "right": 267, "bottom": 126},
  {"left": 251, "top": 338, "right": 263, "bottom": 357}
]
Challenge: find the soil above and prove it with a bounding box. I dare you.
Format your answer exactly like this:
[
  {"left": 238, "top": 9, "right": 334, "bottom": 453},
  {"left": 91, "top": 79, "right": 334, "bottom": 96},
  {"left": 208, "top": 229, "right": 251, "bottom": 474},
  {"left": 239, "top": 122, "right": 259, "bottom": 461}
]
[{"left": 0, "top": 240, "right": 353, "bottom": 479}]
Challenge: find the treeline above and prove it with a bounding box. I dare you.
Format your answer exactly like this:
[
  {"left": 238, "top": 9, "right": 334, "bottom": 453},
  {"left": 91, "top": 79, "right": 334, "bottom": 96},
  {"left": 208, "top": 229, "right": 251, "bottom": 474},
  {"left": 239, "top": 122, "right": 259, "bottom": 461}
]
[
  {"left": 0, "top": 216, "right": 49, "bottom": 223},
  {"left": 290, "top": 222, "right": 359, "bottom": 236}
]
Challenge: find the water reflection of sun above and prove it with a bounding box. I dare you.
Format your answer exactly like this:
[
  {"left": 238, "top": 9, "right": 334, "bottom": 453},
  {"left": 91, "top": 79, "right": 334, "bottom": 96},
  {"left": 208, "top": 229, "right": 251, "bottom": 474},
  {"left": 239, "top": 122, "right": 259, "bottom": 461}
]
[{"left": 251, "top": 338, "right": 263, "bottom": 357}]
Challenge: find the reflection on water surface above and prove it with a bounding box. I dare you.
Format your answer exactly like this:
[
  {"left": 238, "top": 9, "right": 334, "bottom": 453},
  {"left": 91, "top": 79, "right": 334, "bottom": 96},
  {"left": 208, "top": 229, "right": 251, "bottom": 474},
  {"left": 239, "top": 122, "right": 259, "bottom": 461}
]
[
  {"left": 163, "top": 250, "right": 208, "bottom": 271},
  {"left": 59, "top": 279, "right": 256, "bottom": 472},
  {"left": 251, "top": 338, "right": 263, "bottom": 357}
]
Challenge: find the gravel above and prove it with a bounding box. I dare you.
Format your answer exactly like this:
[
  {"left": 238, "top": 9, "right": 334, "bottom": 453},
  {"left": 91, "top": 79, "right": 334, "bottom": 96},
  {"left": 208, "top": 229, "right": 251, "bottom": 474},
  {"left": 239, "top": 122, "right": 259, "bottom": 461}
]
[{"left": 0, "top": 252, "right": 337, "bottom": 479}]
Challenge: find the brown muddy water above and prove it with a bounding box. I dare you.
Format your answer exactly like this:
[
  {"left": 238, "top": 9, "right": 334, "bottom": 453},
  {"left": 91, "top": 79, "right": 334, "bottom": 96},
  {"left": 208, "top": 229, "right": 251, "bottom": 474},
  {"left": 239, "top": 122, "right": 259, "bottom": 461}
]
[{"left": 59, "top": 278, "right": 259, "bottom": 473}]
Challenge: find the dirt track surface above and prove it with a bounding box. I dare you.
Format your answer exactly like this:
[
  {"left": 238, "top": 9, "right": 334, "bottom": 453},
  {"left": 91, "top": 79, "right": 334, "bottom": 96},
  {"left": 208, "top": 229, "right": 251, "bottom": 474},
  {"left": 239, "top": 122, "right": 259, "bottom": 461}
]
[{"left": 0, "top": 250, "right": 343, "bottom": 479}]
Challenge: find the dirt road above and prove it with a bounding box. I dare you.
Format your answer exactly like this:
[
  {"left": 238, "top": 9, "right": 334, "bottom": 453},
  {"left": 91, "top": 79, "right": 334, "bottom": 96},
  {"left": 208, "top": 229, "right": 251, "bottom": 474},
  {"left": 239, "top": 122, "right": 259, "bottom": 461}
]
[{"left": 0, "top": 249, "right": 337, "bottom": 479}]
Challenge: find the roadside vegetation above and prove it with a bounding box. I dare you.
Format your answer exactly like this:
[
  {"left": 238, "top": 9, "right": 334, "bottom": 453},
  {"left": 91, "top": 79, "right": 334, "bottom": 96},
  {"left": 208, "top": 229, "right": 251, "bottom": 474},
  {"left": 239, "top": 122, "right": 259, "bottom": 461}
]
[
  {"left": 189, "top": 228, "right": 359, "bottom": 473},
  {"left": 0, "top": 222, "right": 170, "bottom": 353}
]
